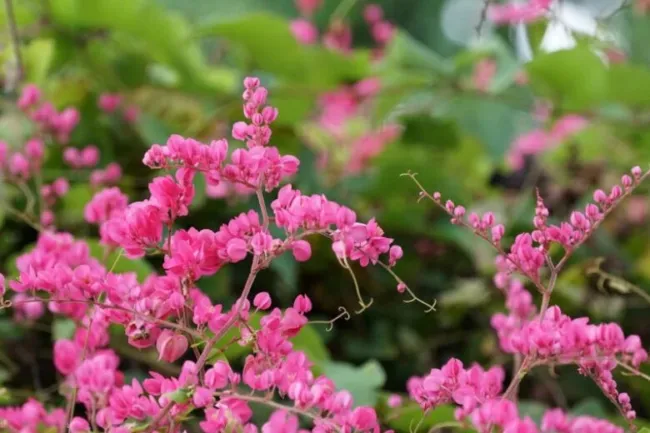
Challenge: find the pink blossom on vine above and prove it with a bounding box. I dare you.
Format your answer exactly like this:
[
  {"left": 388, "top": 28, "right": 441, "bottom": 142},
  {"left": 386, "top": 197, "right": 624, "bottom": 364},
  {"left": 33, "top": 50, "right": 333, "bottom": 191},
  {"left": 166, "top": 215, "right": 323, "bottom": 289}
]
[
  {"left": 295, "top": 0, "right": 322, "bottom": 17},
  {"left": 18, "top": 84, "right": 42, "bottom": 111},
  {"left": 64, "top": 145, "right": 101, "bottom": 168},
  {"left": 254, "top": 292, "right": 273, "bottom": 310},
  {"left": 488, "top": 0, "right": 552, "bottom": 24},
  {"left": 156, "top": 330, "right": 189, "bottom": 362},
  {"left": 473, "top": 59, "right": 497, "bottom": 92},
  {"left": 90, "top": 162, "right": 123, "bottom": 186},
  {"left": 363, "top": 4, "right": 384, "bottom": 23},
  {"left": 290, "top": 19, "right": 319, "bottom": 44},
  {"left": 98, "top": 93, "right": 123, "bottom": 113},
  {"left": 85, "top": 187, "right": 129, "bottom": 224}
]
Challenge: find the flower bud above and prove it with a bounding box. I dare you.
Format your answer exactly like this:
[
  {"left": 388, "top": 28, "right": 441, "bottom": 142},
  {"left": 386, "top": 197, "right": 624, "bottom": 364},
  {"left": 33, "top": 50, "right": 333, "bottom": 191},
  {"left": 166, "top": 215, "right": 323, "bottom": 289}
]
[{"left": 156, "top": 330, "right": 188, "bottom": 363}]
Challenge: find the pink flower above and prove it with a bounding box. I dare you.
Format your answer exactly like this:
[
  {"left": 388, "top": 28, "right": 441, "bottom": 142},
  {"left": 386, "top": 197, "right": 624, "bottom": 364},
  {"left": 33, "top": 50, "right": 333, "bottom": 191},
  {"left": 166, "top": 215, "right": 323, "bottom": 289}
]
[
  {"left": 53, "top": 340, "right": 81, "bottom": 375},
  {"left": 69, "top": 417, "right": 91, "bottom": 433},
  {"left": 98, "top": 93, "right": 122, "bottom": 113},
  {"left": 254, "top": 292, "right": 272, "bottom": 310},
  {"left": 149, "top": 169, "right": 196, "bottom": 220},
  {"left": 123, "top": 105, "right": 140, "bottom": 123},
  {"left": 473, "top": 59, "right": 497, "bottom": 93},
  {"left": 291, "top": 240, "right": 312, "bottom": 262},
  {"left": 226, "top": 238, "right": 248, "bottom": 262},
  {"left": 156, "top": 330, "right": 188, "bottom": 362},
  {"left": 549, "top": 114, "right": 588, "bottom": 143},
  {"left": 205, "top": 361, "right": 232, "bottom": 390},
  {"left": 262, "top": 410, "right": 299, "bottom": 433},
  {"left": 18, "top": 84, "right": 41, "bottom": 111},
  {"left": 9, "top": 153, "right": 30, "bottom": 179},
  {"left": 488, "top": 0, "right": 550, "bottom": 24},
  {"left": 293, "top": 294, "right": 312, "bottom": 314},
  {"left": 389, "top": 245, "right": 403, "bottom": 266},
  {"left": 290, "top": 19, "right": 319, "bottom": 45},
  {"left": 349, "top": 406, "right": 378, "bottom": 431},
  {"left": 85, "top": 187, "right": 129, "bottom": 224},
  {"left": 113, "top": 201, "right": 164, "bottom": 258},
  {"left": 295, "top": 0, "right": 322, "bottom": 16},
  {"left": 387, "top": 394, "right": 402, "bottom": 408},
  {"left": 363, "top": 4, "right": 383, "bottom": 23},
  {"left": 193, "top": 387, "right": 214, "bottom": 408}
]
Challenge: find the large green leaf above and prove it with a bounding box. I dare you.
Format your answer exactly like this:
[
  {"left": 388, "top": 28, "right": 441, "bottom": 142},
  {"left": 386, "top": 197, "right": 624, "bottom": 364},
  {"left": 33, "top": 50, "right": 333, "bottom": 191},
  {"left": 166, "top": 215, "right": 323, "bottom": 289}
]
[
  {"left": 48, "top": 0, "right": 236, "bottom": 92},
  {"left": 607, "top": 64, "right": 650, "bottom": 108},
  {"left": 322, "top": 359, "right": 386, "bottom": 406},
  {"left": 386, "top": 403, "right": 473, "bottom": 433},
  {"left": 449, "top": 96, "right": 535, "bottom": 162},
  {"left": 526, "top": 47, "right": 608, "bottom": 110},
  {"left": 198, "top": 13, "right": 370, "bottom": 86},
  {"left": 60, "top": 184, "right": 94, "bottom": 224},
  {"left": 380, "top": 31, "right": 452, "bottom": 75}
]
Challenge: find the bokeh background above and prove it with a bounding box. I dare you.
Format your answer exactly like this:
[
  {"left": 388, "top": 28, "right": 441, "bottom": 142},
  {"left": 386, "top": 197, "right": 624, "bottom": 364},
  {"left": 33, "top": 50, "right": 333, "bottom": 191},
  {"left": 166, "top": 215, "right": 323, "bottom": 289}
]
[{"left": 2, "top": 0, "right": 650, "bottom": 430}]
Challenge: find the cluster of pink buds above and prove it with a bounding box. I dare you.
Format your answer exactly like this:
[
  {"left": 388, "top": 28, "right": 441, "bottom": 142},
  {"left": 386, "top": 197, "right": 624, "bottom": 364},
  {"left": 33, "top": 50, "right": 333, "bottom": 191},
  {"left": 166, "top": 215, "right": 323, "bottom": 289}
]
[
  {"left": 362, "top": 3, "right": 395, "bottom": 57},
  {"left": 0, "top": 138, "right": 45, "bottom": 180},
  {"left": 231, "top": 77, "right": 278, "bottom": 147},
  {"left": 64, "top": 144, "right": 100, "bottom": 168},
  {"left": 508, "top": 114, "right": 589, "bottom": 170},
  {"left": 488, "top": 0, "right": 552, "bottom": 24},
  {"left": 98, "top": 92, "right": 140, "bottom": 123},
  {"left": 310, "top": 78, "right": 401, "bottom": 177},
  {"left": 89, "top": 162, "right": 122, "bottom": 187},
  {"left": 403, "top": 164, "right": 650, "bottom": 431},
  {"left": 430, "top": 166, "right": 647, "bottom": 283},
  {"left": 407, "top": 359, "right": 629, "bottom": 433},
  {"left": 18, "top": 84, "right": 79, "bottom": 143},
  {"left": 290, "top": 1, "right": 394, "bottom": 58}
]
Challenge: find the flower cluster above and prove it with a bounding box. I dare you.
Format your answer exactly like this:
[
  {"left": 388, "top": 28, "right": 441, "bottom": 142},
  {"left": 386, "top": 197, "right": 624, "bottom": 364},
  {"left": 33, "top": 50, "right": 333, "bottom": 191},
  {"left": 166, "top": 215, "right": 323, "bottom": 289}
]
[
  {"left": 403, "top": 165, "right": 650, "bottom": 431},
  {"left": 0, "top": 77, "right": 421, "bottom": 433},
  {"left": 98, "top": 92, "right": 140, "bottom": 123},
  {"left": 64, "top": 145, "right": 101, "bottom": 169},
  {"left": 290, "top": 1, "right": 394, "bottom": 59},
  {"left": 1, "top": 84, "right": 125, "bottom": 229},
  {"left": 1, "top": 71, "right": 648, "bottom": 433},
  {"left": 489, "top": 0, "right": 552, "bottom": 24},
  {"left": 18, "top": 84, "right": 80, "bottom": 143},
  {"left": 508, "top": 114, "right": 588, "bottom": 169}
]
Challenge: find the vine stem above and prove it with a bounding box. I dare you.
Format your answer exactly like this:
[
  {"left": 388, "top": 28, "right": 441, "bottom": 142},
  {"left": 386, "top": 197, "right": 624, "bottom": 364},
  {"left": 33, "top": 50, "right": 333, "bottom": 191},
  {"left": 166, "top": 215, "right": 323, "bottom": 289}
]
[
  {"left": 145, "top": 184, "right": 270, "bottom": 432},
  {"left": 3, "top": 0, "right": 23, "bottom": 82}
]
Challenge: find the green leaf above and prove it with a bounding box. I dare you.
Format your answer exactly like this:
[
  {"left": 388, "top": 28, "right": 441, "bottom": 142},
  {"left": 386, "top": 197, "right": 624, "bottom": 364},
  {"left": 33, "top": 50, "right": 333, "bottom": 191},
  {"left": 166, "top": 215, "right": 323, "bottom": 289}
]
[
  {"left": 48, "top": 0, "right": 235, "bottom": 92},
  {"left": 571, "top": 398, "right": 607, "bottom": 418},
  {"left": 440, "top": 279, "right": 489, "bottom": 308},
  {"left": 191, "top": 173, "right": 207, "bottom": 210},
  {"left": 86, "top": 239, "right": 155, "bottom": 281},
  {"left": 449, "top": 96, "right": 535, "bottom": 162},
  {"left": 380, "top": 31, "right": 453, "bottom": 75},
  {"left": 526, "top": 47, "right": 608, "bottom": 110},
  {"left": 290, "top": 324, "right": 330, "bottom": 364},
  {"left": 23, "top": 39, "right": 56, "bottom": 84},
  {"left": 607, "top": 64, "right": 650, "bottom": 108},
  {"left": 53, "top": 318, "right": 76, "bottom": 340},
  {"left": 639, "top": 428, "right": 650, "bottom": 433},
  {"left": 199, "top": 13, "right": 369, "bottom": 86},
  {"left": 164, "top": 388, "right": 190, "bottom": 404},
  {"left": 60, "top": 184, "right": 94, "bottom": 224},
  {"left": 136, "top": 113, "right": 174, "bottom": 146},
  {"left": 270, "top": 252, "right": 298, "bottom": 293},
  {"left": 518, "top": 400, "right": 549, "bottom": 425},
  {"left": 322, "top": 360, "right": 386, "bottom": 406},
  {"left": 386, "top": 403, "right": 471, "bottom": 432}
]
